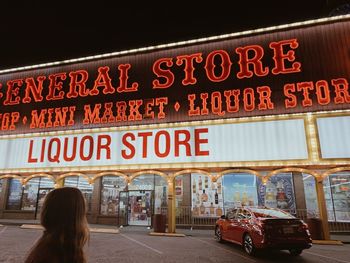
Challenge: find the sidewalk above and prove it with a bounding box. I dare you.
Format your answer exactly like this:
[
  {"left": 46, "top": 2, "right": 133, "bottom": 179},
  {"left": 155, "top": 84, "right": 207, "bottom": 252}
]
[{"left": 1, "top": 218, "right": 349, "bottom": 244}]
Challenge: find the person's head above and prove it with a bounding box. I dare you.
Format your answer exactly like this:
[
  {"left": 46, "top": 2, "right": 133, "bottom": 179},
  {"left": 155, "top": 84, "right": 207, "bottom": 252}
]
[
  {"left": 41, "top": 187, "right": 89, "bottom": 246},
  {"left": 25, "top": 187, "right": 89, "bottom": 263}
]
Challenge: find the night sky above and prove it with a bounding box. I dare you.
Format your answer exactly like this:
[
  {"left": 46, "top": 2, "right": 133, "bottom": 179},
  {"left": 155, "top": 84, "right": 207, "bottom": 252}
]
[{"left": 0, "top": 0, "right": 349, "bottom": 70}]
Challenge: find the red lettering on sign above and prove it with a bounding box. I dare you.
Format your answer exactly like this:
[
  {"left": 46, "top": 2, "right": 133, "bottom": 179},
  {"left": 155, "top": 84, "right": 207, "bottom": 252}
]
[
  {"left": 236, "top": 45, "right": 269, "bottom": 79},
  {"left": 283, "top": 83, "right": 297, "bottom": 108},
  {"left": 22, "top": 76, "right": 45, "bottom": 103},
  {"left": 333, "top": 78, "right": 350, "bottom": 104},
  {"left": 194, "top": 128, "right": 209, "bottom": 156},
  {"left": 122, "top": 133, "right": 136, "bottom": 159},
  {"left": 154, "top": 130, "right": 171, "bottom": 158},
  {"left": 4, "top": 79, "right": 22, "bottom": 105},
  {"left": 152, "top": 58, "right": 174, "bottom": 89},
  {"left": 176, "top": 53, "right": 203, "bottom": 85},
  {"left": 116, "top": 64, "right": 139, "bottom": 93},
  {"left": 46, "top": 73, "right": 66, "bottom": 101},
  {"left": 67, "top": 70, "right": 89, "bottom": 98},
  {"left": 270, "top": 39, "right": 301, "bottom": 74},
  {"left": 90, "top": 66, "right": 115, "bottom": 96},
  {"left": 204, "top": 50, "right": 232, "bottom": 82}
]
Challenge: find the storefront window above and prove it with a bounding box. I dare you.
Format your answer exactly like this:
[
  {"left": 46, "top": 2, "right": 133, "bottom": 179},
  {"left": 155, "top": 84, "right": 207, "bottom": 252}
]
[
  {"left": 258, "top": 173, "right": 296, "bottom": 214},
  {"left": 329, "top": 173, "right": 350, "bottom": 222},
  {"left": 223, "top": 173, "right": 258, "bottom": 212},
  {"left": 6, "top": 179, "right": 23, "bottom": 210},
  {"left": 6, "top": 177, "right": 55, "bottom": 211},
  {"left": 100, "top": 176, "right": 126, "bottom": 215},
  {"left": 191, "top": 173, "right": 224, "bottom": 218},
  {"left": 154, "top": 175, "right": 168, "bottom": 214},
  {"left": 323, "top": 176, "right": 336, "bottom": 221},
  {"left": 302, "top": 173, "right": 319, "bottom": 218},
  {"left": 21, "top": 178, "right": 40, "bottom": 211},
  {"left": 64, "top": 176, "right": 93, "bottom": 212}
]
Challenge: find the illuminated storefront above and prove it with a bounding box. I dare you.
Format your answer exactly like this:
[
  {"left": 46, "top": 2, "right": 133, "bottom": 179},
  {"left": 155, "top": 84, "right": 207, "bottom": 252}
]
[{"left": 0, "top": 15, "right": 350, "bottom": 237}]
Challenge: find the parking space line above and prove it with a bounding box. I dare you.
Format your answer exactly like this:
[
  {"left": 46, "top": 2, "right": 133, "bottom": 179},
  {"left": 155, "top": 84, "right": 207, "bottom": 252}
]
[
  {"left": 120, "top": 234, "right": 163, "bottom": 255},
  {"left": 0, "top": 226, "right": 7, "bottom": 235},
  {"left": 189, "top": 236, "right": 256, "bottom": 262},
  {"left": 305, "top": 251, "right": 350, "bottom": 263}
]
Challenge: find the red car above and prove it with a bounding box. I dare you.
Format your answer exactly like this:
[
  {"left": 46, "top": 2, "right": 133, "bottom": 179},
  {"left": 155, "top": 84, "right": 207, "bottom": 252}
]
[{"left": 215, "top": 206, "right": 312, "bottom": 256}]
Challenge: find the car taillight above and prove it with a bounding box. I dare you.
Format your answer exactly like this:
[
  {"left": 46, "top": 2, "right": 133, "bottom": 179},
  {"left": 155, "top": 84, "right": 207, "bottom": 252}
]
[{"left": 298, "top": 222, "right": 310, "bottom": 235}]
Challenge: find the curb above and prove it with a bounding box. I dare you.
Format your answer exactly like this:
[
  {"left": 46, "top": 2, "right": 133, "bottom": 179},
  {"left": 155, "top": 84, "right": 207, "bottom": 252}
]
[
  {"left": 20, "top": 224, "right": 119, "bottom": 234},
  {"left": 312, "top": 239, "right": 343, "bottom": 245},
  {"left": 149, "top": 232, "right": 186, "bottom": 237}
]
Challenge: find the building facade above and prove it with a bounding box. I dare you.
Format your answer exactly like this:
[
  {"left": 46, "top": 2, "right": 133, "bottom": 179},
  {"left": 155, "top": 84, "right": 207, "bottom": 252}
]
[{"left": 1, "top": 15, "right": 350, "bottom": 237}]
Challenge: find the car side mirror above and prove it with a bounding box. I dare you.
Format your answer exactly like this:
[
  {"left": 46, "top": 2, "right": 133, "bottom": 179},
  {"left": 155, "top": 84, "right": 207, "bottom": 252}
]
[{"left": 220, "top": 215, "right": 227, "bottom": 219}]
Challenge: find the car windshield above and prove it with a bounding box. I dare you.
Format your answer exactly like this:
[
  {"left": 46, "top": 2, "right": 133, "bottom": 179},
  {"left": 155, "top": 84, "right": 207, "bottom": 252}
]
[{"left": 250, "top": 208, "right": 295, "bottom": 219}]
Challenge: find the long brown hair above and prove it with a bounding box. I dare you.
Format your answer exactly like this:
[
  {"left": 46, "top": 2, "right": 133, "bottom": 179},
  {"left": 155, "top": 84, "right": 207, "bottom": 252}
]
[{"left": 25, "top": 187, "right": 89, "bottom": 263}]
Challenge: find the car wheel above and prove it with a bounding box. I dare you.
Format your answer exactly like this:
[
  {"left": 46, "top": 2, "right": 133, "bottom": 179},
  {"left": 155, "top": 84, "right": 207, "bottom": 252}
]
[
  {"left": 289, "top": 249, "right": 303, "bottom": 256},
  {"left": 243, "top": 234, "right": 256, "bottom": 256},
  {"left": 215, "top": 226, "right": 223, "bottom": 242}
]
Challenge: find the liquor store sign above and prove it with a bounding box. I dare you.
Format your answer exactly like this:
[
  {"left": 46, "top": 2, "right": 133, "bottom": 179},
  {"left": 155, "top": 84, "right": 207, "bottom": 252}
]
[
  {"left": 0, "top": 18, "right": 350, "bottom": 135},
  {"left": 0, "top": 119, "right": 307, "bottom": 170}
]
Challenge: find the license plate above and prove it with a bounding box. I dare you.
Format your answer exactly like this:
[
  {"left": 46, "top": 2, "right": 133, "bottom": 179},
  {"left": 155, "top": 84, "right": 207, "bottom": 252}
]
[{"left": 283, "top": 227, "right": 294, "bottom": 234}]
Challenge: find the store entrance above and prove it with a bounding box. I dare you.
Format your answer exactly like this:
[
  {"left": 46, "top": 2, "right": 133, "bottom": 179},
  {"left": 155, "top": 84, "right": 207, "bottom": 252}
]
[{"left": 120, "top": 190, "right": 153, "bottom": 226}]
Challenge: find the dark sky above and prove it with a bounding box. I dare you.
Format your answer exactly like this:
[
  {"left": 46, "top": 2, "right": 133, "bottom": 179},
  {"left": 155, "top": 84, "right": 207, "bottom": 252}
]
[{"left": 0, "top": 0, "right": 349, "bottom": 70}]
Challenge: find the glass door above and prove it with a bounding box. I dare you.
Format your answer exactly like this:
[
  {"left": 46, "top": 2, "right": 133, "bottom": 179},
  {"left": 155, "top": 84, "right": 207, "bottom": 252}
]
[{"left": 128, "top": 190, "right": 153, "bottom": 226}]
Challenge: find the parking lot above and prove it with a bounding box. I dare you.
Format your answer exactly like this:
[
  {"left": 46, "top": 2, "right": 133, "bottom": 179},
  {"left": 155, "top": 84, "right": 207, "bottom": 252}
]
[{"left": 1, "top": 225, "right": 350, "bottom": 263}]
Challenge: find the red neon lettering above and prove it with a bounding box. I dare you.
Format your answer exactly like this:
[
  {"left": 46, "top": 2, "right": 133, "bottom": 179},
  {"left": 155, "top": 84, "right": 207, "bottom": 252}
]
[
  {"left": 4, "top": 79, "right": 23, "bottom": 105},
  {"left": 315, "top": 80, "right": 330, "bottom": 105},
  {"left": 224, "top": 89, "right": 240, "bottom": 113},
  {"left": 152, "top": 58, "right": 174, "bottom": 89},
  {"left": 204, "top": 50, "right": 232, "bottom": 82},
  {"left": 188, "top": 94, "right": 200, "bottom": 116},
  {"left": 101, "top": 102, "right": 116, "bottom": 123},
  {"left": 200, "top": 93, "right": 209, "bottom": 115},
  {"left": 283, "top": 83, "right": 297, "bottom": 108},
  {"left": 116, "top": 64, "right": 139, "bottom": 93},
  {"left": 144, "top": 99, "right": 155, "bottom": 119},
  {"left": 297, "top": 81, "right": 314, "bottom": 107},
  {"left": 243, "top": 88, "right": 255, "bottom": 111},
  {"left": 257, "top": 86, "right": 274, "bottom": 110},
  {"left": 155, "top": 97, "right": 168, "bottom": 119},
  {"left": 236, "top": 45, "right": 268, "bottom": 79},
  {"left": 22, "top": 76, "right": 45, "bottom": 103},
  {"left": 90, "top": 66, "right": 115, "bottom": 96},
  {"left": 67, "top": 70, "right": 89, "bottom": 98},
  {"left": 128, "top": 100, "right": 143, "bottom": 121},
  {"left": 211, "top": 91, "right": 225, "bottom": 116},
  {"left": 332, "top": 78, "right": 350, "bottom": 104},
  {"left": 116, "top": 101, "right": 127, "bottom": 122},
  {"left": 176, "top": 53, "right": 203, "bottom": 85},
  {"left": 83, "top": 104, "right": 101, "bottom": 124},
  {"left": 270, "top": 39, "right": 301, "bottom": 74},
  {"left": 46, "top": 73, "right": 66, "bottom": 101}
]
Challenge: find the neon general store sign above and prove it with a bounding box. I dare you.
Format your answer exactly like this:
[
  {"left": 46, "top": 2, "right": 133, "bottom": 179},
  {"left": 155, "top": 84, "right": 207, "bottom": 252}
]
[{"left": 0, "top": 18, "right": 349, "bottom": 136}]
